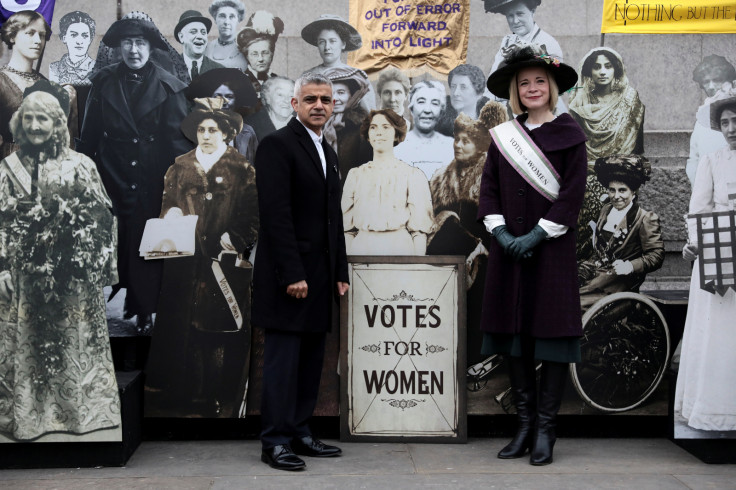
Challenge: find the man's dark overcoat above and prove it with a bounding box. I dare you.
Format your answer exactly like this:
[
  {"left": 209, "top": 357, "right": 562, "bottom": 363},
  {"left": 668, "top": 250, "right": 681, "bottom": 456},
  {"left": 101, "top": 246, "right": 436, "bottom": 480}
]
[
  {"left": 76, "top": 61, "right": 192, "bottom": 314},
  {"left": 252, "top": 117, "right": 349, "bottom": 333},
  {"left": 477, "top": 113, "right": 587, "bottom": 339}
]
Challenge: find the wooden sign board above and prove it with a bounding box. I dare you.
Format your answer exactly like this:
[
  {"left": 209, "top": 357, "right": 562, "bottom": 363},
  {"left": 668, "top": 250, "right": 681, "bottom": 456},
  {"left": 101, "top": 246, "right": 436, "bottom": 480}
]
[{"left": 340, "top": 256, "right": 466, "bottom": 443}]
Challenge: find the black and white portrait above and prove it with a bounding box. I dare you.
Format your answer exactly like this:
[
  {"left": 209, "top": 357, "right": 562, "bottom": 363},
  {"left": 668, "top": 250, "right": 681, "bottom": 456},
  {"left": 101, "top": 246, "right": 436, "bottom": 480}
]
[
  {"left": 570, "top": 46, "right": 646, "bottom": 258},
  {"left": 675, "top": 89, "right": 736, "bottom": 438},
  {"left": 144, "top": 98, "right": 259, "bottom": 418},
  {"left": 0, "top": 81, "right": 120, "bottom": 442},
  {"left": 437, "top": 64, "right": 491, "bottom": 136},
  {"left": 48, "top": 10, "right": 96, "bottom": 86},
  {"left": 173, "top": 9, "right": 224, "bottom": 83},
  {"left": 236, "top": 10, "right": 283, "bottom": 98},
  {"left": 394, "top": 80, "right": 454, "bottom": 181},
  {"left": 186, "top": 67, "right": 259, "bottom": 162},
  {"left": 77, "top": 15, "right": 193, "bottom": 335},
  {"left": 685, "top": 55, "right": 736, "bottom": 185},
  {"left": 243, "top": 75, "right": 294, "bottom": 143},
  {"left": 204, "top": 0, "right": 248, "bottom": 70},
  {"left": 342, "top": 109, "right": 433, "bottom": 255}
]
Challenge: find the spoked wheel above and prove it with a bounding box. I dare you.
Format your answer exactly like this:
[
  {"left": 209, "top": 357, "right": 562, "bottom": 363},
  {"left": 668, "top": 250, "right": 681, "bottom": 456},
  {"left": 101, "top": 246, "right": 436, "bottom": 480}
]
[{"left": 570, "top": 292, "right": 670, "bottom": 413}]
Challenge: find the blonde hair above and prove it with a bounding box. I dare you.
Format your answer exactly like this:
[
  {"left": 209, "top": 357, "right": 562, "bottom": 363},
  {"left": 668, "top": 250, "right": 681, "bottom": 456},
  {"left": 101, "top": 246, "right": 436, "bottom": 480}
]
[{"left": 508, "top": 68, "right": 559, "bottom": 115}]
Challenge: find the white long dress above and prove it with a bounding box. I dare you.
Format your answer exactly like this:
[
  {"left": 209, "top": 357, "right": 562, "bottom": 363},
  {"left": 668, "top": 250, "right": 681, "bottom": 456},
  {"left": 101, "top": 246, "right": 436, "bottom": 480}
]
[{"left": 674, "top": 147, "right": 736, "bottom": 431}]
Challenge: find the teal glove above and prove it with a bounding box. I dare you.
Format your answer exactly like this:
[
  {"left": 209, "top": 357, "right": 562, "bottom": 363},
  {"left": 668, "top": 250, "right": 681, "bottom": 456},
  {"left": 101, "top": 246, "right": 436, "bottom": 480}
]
[
  {"left": 492, "top": 225, "right": 516, "bottom": 253},
  {"left": 508, "top": 224, "right": 548, "bottom": 261}
]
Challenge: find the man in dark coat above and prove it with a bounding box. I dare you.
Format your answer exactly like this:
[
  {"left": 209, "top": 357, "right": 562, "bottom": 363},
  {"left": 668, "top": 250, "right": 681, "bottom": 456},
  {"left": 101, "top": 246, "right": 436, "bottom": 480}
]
[
  {"left": 253, "top": 73, "right": 349, "bottom": 471},
  {"left": 173, "top": 10, "right": 224, "bottom": 83},
  {"left": 76, "top": 18, "right": 192, "bottom": 332}
]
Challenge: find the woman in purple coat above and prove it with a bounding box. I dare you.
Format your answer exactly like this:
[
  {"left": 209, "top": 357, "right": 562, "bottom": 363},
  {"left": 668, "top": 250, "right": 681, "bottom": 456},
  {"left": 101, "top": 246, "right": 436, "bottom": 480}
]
[{"left": 479, "top": 45, "right": 587, "bottom": 465}]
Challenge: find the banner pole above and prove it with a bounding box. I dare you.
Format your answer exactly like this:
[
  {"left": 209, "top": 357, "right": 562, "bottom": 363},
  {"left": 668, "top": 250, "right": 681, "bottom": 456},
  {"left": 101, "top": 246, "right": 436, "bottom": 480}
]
[{"left": 600, "top": 33, "right": 605, "bottom": 47}]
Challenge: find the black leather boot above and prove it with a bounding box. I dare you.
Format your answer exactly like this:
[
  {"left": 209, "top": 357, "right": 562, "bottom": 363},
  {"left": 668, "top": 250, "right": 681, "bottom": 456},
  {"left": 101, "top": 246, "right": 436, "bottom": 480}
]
[
  {"left": 498, "top": 355, "right": 537, "bottom": 459},
  {"left": 530, "top": 361, "right": 568, "bottom": 466}
]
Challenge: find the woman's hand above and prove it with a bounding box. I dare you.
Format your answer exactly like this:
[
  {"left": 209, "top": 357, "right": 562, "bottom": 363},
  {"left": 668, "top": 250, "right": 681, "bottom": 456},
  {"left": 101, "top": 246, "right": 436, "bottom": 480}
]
[
  {"left": 611, "top": 259, "right": 634, "bottom": 275},
  {"left": 164, "top": 207, "right": 183, "bottom": 219},
  {"left": 220, "top": 232, "right": 236, "bottom": 251},
  {"left": 508, "top": 225, "right": 547, "bottom": 261},
  {"left": 682, "top": 243, "right": 699, "bottom": 262},
  {"left": 0, "top": 271, "right": 13, "bottom": 302}
]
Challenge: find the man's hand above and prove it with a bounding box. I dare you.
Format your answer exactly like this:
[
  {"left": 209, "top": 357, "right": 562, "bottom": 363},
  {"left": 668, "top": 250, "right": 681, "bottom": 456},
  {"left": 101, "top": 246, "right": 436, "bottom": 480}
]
[
  {"left": 0, "top": 271, "right": 13, "bottom": 302},
  {"left": 286, "top": 280, "right": 308, "bottom": 299},
  {"left": 336, "top": 281, "right": 349, "bottom": 296}
]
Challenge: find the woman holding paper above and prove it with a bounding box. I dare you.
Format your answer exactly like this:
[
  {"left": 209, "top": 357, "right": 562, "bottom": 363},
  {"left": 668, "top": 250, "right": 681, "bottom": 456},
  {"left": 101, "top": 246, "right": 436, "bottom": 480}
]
[
  {"left": 577, "top": 154, "right": 664, "bottom": 311},
  {"left": 144, "top": 98, "right": 259, "bottom": 418},
  {"left": 675, "top": 92, "right": 736, "bottom": 432},
  {"left": 479, "top": 44, "right": 587, "bottom": 465}
]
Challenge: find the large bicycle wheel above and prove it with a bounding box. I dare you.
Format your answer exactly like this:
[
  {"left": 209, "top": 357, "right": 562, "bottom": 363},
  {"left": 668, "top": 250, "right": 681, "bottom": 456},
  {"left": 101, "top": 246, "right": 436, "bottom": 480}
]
[{"left": 571, "top": 292, "right": 670, "bottom": 413}]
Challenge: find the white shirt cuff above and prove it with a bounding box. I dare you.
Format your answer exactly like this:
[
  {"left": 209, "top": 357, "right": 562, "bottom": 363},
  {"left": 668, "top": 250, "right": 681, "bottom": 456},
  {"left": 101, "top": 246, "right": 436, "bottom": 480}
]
[
  {"left": 538, "top": 218, "right": 568, "bottom": 238},
  {"left": 483, "top": 215, "right": 506, "bottom": 234}
]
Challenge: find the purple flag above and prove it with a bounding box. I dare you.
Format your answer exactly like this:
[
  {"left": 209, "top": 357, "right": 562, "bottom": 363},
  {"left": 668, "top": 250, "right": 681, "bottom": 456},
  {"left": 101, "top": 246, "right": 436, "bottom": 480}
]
[{"left": 0, "top": 0, "right": 56, "bottom": 29}]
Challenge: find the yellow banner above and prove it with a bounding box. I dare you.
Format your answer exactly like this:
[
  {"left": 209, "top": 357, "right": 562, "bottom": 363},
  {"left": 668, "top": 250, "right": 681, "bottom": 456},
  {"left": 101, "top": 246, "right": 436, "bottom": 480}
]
[
  {"left": 348, "top": 0, "right": 470, "bottom": 75},
  {"left": 601, "top": 0, "right": 736, "bottom": 33}
]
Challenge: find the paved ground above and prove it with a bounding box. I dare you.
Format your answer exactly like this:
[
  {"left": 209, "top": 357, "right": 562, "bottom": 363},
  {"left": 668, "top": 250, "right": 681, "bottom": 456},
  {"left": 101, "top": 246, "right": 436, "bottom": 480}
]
[{"left": 1, "top": 438, "right": 734, "bottom": 489}]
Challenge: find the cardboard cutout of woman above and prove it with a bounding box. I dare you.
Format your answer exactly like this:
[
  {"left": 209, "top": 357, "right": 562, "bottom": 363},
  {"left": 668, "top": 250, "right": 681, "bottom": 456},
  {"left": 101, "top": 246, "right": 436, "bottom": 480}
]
[
  {"left": 204, "top": 0, "right": 248, "bottom": 71},
  {"left": 92, "top": 11, "right": 190, "bottom": 85},
  {"left": 685, "top": 55, "right": 736, "bottom": 185},
  {"left": 244, "top": 75, "right": 294, "bottom": 143},
  {"left": 76, "top": 15, "right": 193, "bottom": 334},
  {"left": 569, "top": 47, "right": 645, "bottom": 258},
  {"left": 186, "top": 67, "right": 259, "bottom": 162},
  {"left": 236, "top": 11, "right": 283, "bottom": 99},
  {"left": 0, "top": 81, "right": 120, "bottom": 441},
  {"left": 0, "top": 10, "right": 51, "bottom": 159},
  {"left": 342, "top": 109, "right": 434, "bottom": 255},
  {"left": 300, "top": 14, "right": 376, "bottom": 113},
  {"left": 481, "top": 0, "right": 563, "bottom": 98},
  {"left": 49, "top": 11, "right": 96, "bottom": 86},
  {"left": 144, "top": 98, "right": 258, "bottom": 418},
  {"left": 578, "top": 155, "right": 664, "bottom": 311},
  {"left": 321, "top": 65, "right": 373, "bottom": 185},
  {"left": 676, "top": 90, "right": 736, "bottom": 434},
  {"left": 437, "top": 64, "right": 491, "bottom": 136}
]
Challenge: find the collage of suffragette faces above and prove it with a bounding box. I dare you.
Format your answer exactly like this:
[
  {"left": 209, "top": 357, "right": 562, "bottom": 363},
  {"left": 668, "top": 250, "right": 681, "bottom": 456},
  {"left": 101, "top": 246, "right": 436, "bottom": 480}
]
[{"left": 0, "top": 0, "right": 734, "bottom": 442}]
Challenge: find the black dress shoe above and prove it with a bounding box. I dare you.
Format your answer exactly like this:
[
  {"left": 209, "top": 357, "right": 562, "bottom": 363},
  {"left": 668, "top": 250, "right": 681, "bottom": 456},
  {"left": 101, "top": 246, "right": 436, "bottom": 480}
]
[
  {"left": 261, "top": 444, "right": 306, "bottom": 471},
  {"left": 291, "top": 436, "right": 342, "bottom": 457}
]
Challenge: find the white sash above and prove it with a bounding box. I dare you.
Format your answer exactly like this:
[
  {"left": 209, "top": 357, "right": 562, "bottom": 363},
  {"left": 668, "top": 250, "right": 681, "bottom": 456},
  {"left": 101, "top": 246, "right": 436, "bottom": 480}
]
[
  {"left": 2, "top": 153, "right": 32, "bottom": 198},
  {"left": 211, "top": 260, "right": 243, "bottom": 330},
  {"left": 490, "top": 119, "right": 561, "bottom": 202}
]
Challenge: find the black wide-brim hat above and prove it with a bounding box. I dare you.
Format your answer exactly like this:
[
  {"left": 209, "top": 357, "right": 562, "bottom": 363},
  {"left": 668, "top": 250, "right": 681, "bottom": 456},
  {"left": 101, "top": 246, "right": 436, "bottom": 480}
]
[
  {"left": 181, "top": 98, "right": 244, "bottom": 144},
  {"left": 102, "top": 18, "right": 168, "bottom": 51},
  {"left": 174, "top": 10, "right": 212, "bottom": 42},
  {"left": 186, "top": 68, "right": 258, "bottom": 109},
  {"left": 482, "top": 0, "right": 541, "bottom": 14},
  {"left": 593, "top": 154, "right": 651, "bottom": 190},
  {"left": 486, "top": 44, "right": 577, "bottom": 100},
  {"left": 301, "top": 14, "right": 362, "bottom": 52},
  {"left": 710, "top": 94, "right": 736, "bottom": 131}
]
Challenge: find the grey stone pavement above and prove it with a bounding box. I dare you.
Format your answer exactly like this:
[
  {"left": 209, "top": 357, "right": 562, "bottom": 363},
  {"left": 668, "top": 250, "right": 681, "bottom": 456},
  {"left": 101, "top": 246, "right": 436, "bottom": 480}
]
[{"left": 1, "top": 438, "right": 735, "bottom": 489}]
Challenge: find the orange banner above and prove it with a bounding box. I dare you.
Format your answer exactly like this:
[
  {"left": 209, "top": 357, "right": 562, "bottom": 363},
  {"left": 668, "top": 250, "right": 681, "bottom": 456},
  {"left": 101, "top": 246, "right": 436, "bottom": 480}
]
[{"left": 348, "top": 0, "right": 470, "bottom": 75}]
